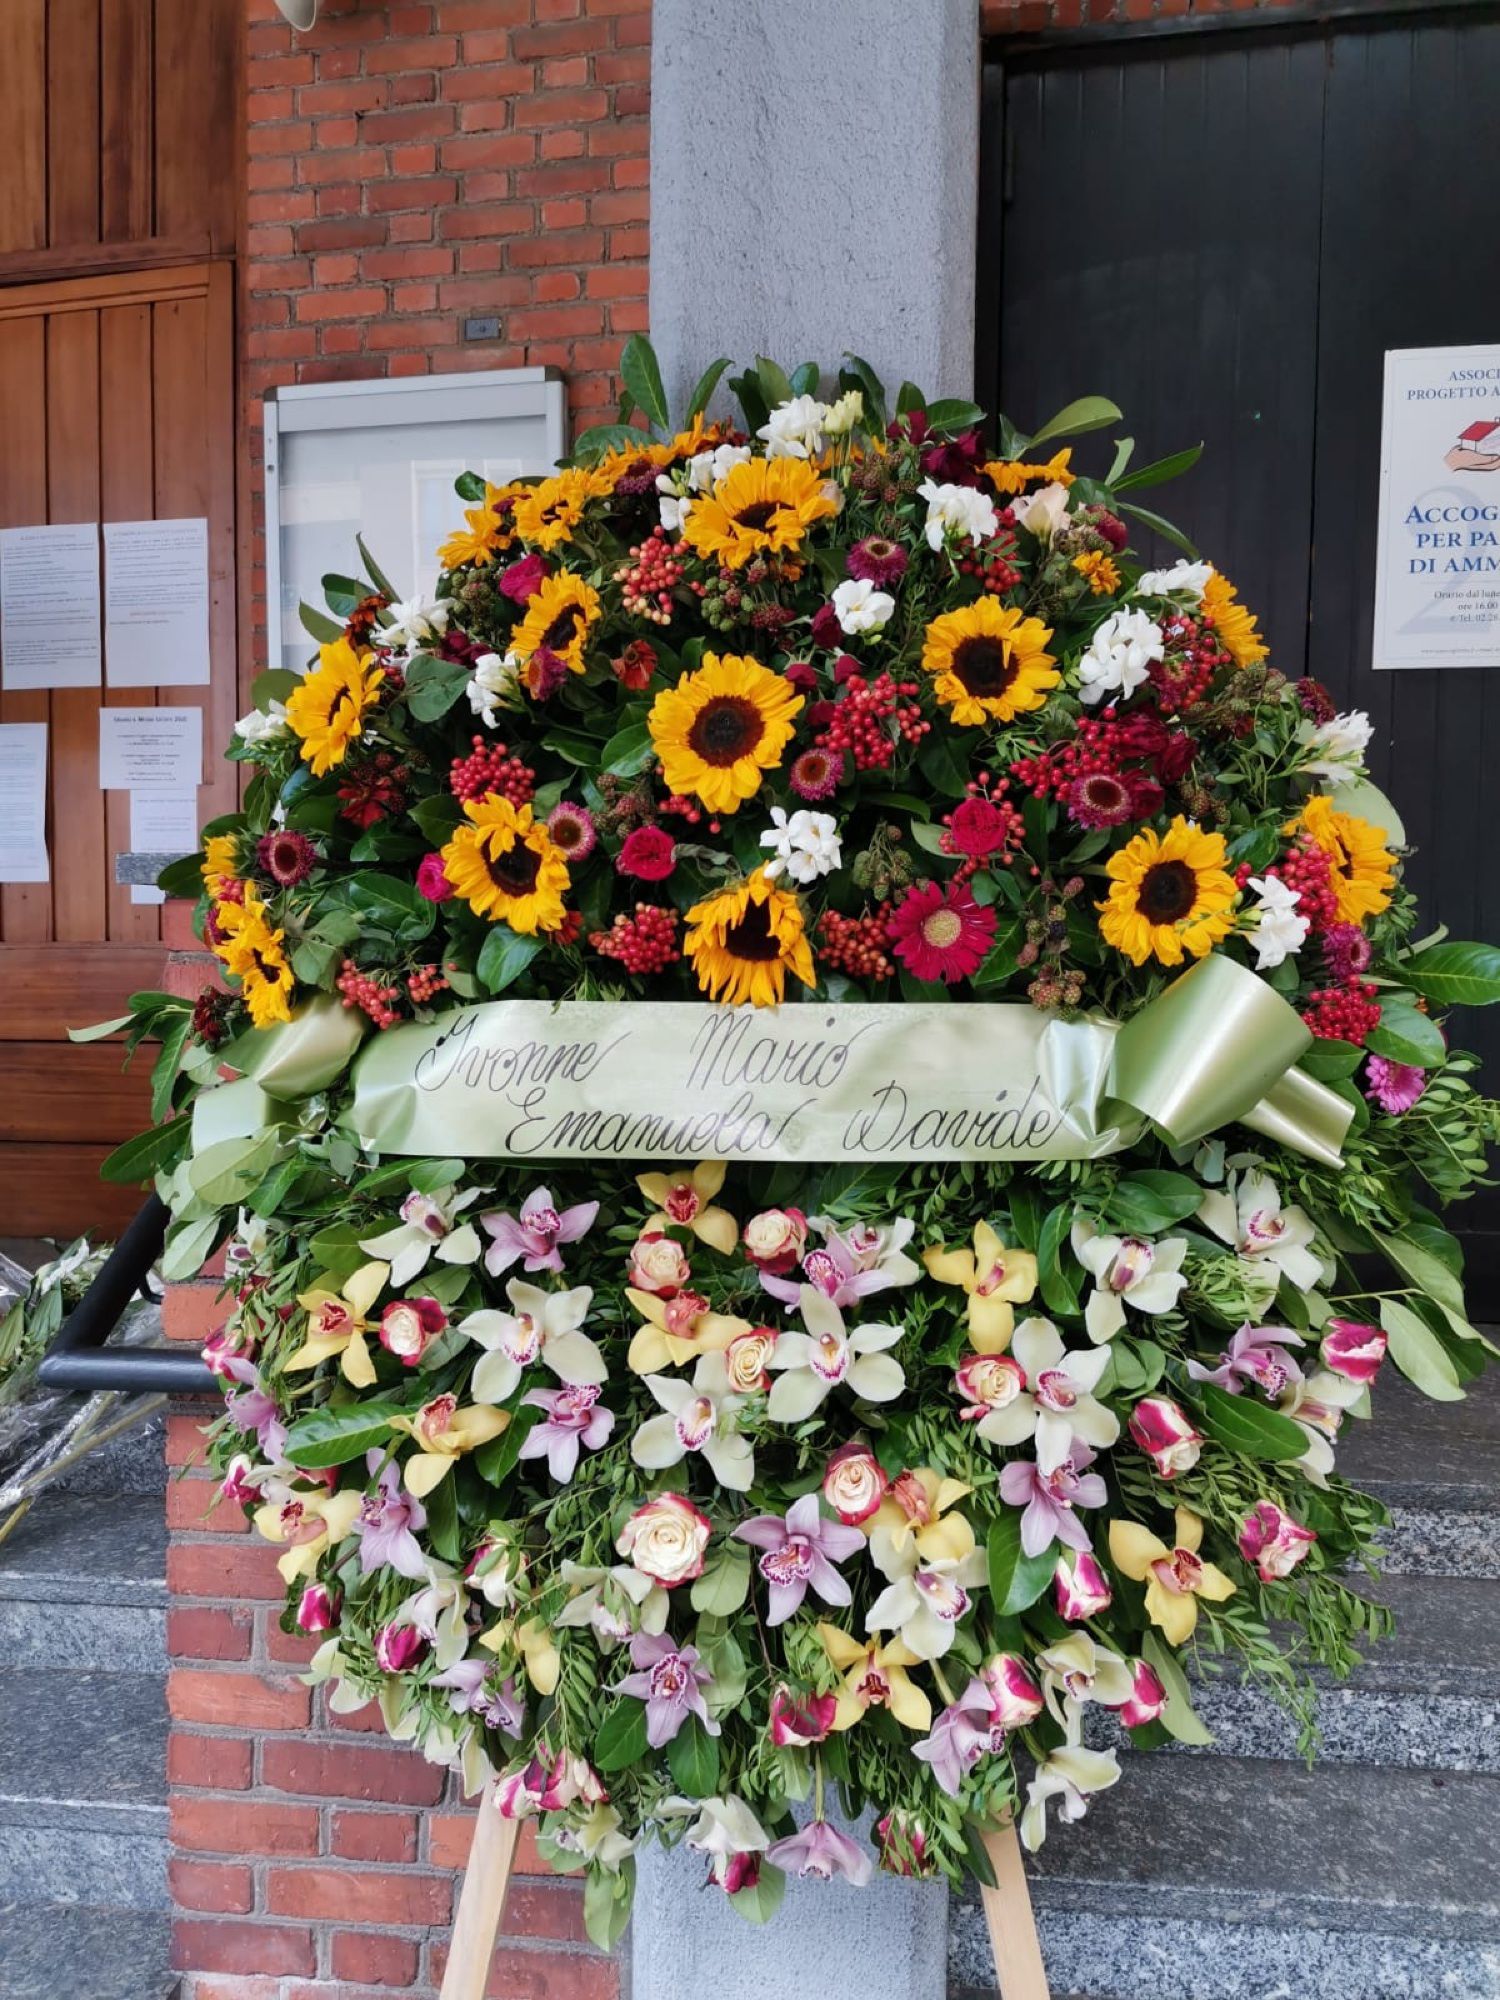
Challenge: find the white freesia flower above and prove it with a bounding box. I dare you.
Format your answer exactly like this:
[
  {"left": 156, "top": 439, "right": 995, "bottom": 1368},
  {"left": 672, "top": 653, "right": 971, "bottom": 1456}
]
[
  {"left": 830, "top": 577, "right": 896, "bottom": 635},
  {"left": 381, "top": 595, "right": 450, "bottom": 651},
  {"left": 918, "top": 477, "right": 998, "bottom": 550},
  {"left": 361, "top": 1188, "right": 483, "bottom": 1287},
  {"left": 973, "top": 1315, "right": 1119, "bottom": 1470},
  {"left": 758, "top": 393, "right": 829, "bottom": 460},
  {"left": 1070, "top": 1218, "right": 1188, "bottom": 1343},
  {"left": 1246, "top": 875, "right": 1309, "bottom": 970},
  {"left": 1075, "top": 608, "right": 1163, "bottom": 706},
  {"left": 864, "top": 1545, "right": 987, "bottom": 1661},
  {"left": 1011, "top": 480, "right": 1071, "bottom": 541},
  {"left": 1020, "top": 1743, "right": 1122, "bottom": 1851},
  {"left": 461, "top": 1280, "right": 605, "bottom": 1403},
  {"left": 1197, "top": 1168, "right": 1328, "bottom": 1294},
  {"left": 467, "top": 651, "right": 521, "bottom": 726},
  {"left": 631, "top": 1350, "right": 754, "bottom": 1491},
  {"left": 1134, "top": 559, "right": 1213, "bottom": 601},
  {"left": 759, "top": 805, "right": 842, "bottom": 885},
  {"left": 1300, "top": 709, "right": 1374, "bottom": 780},
  {"left": 823, "top": 388, "right": 864, "bottom": 435},
  {"left": 235, "top": 700, "right": 289, "bottom": 745},
  {"left": 767, "top": 1285, "right": 905, "bottom": 1420}
]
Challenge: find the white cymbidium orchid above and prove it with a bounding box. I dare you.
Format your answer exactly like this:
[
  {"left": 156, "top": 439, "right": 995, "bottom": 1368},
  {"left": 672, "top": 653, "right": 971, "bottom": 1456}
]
[
  {"left": 864, "top": 1535, "right": 988, "bottom": 1661},
  {"left": 1020, "top": 1743, "right": 1122, "bottom": 1851},
  {"left": 1197, "top": 1168, "right": 1328, "bottom": 1295},
  {"left": 460, "top": 1280, "right": 604, "bottom": 1404},
  {"left": 1070, "top": 1218, "right": 1188, "bottom": 1343},
  {"left": 972, "top": 1315, "right": 1120, "bottom": 1469},
  {"left": 360, "top": 1186, "right": 483, "bottom": 1287},
  {"left": 631, "top": 1350, "right": 755, "bottom": 1492},
  {"left": 766, "top": 1285, "right": 905, "bottom": 1420}
]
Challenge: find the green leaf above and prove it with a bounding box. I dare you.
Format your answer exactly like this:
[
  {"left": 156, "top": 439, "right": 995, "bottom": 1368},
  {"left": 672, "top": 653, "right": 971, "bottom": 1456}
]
[
  {"left": 409, "top": 794, "right": 463, "bottom": 846},
  {"left": 356, "top": 534, "right": 398, "bottom": 601},
  {"left": 1113, "top": 444, "right": 1203, "bottom": 493},
  {"left": 600, "top": 719, "right": 656, "bottom": 777},
  {"left": 665, "top": 1712, "right": 720, "bottom": 1797},
  {"left": 727, "top": 370, "right": 770, "bottom": 436},
  {"left": 686, "top": 357, "right": 733, "bottom": 421},
  {"left": 1118, "top": 501, "right": 1199, "bottom": 559},
  {"left": 620, "top": 334, "right": 670, "bottom": 433},
  {"left": 1379, "top": 1298, "right": 1465, "bottom": 1401},
  {"left": 1383, "top": 1232, "right": 1468, "bottom": 1317},
  {"left": 1037, "top": 1204, "right": 1079, "bottom": 1316},
  {"left": 473, "top": 1402, "right": 543, "bottom": 1484},
  {"left": 728, "top": 1860, "right": 786, "bottom": 1925},
  {"left": 403, "top": 654, "right": 471, "bottom": 722},
  {"left": 161, "top": 1214, "right": 223, "bottom": 1283},
  {"left": 1140, "top": 1629, "right": 1214, "bottom": 1746},
  {"left": 298, "top": 601, "right": 344, "bottom": 644},
  {"left": 150, "top": 1013, "right": 192, "bottom": 1124},
  {"left": 895, "top": 379, "right": 925, "bottom": 417},
  {"left": 1298, "top": 1038, "right": 1365, "bottom": 1081},
  {"left": 69, "top": 1013, "right": 134, "bottom": 1043},
  {"left": 788, "top": 361, "right": 820, "bottom": 398},
  {"left": 689, "top": 1544, "right": 751, "bottom": 1617},
  {"left": 923, "top": 398, "right": 985, "bottom": 433},
  {"left": 1104, "top": 1170, "right": 1202, "bottom": 1235},
  {"left": 455, "top": 470, "right": 488, "bottom": 503},
  {"left": 839, "top": 352, "right": 888, "bottom": 431},
  {"left": 754, "top": 354, "right": 794, "bottom": 407},
  {"left": 1366, "top": 1000, "right": 1446, "bottom": 1069},
  {"left": 1025, "top": 394, "right": 1123, "bottom": 449},
  {"left": 572, "top": 422, "right": 647, "bottom": 462},
  {"left": 583, "top": 1857, "right": 636, "bottom": 1950},
  {"left": 476, "top": 925, "right": 542, "bottom": 997},
  {"left": 1194, "top": 1383, "right": 1310, "bottom": 1460},
  {"left": 986, "top": 1512, "right": 1057, "bottom": 1616},
  {"left": 349, "top": 872, "right": 437, "bottom": 943},
  {"left": 252, "top": 668, "right": 301, "bottom": 708},
  {"left": 188, "top": 1131, "right": 282, "bottom": 1209},
  {"left": 917, "top": 727, "right": 973, "bottom": 798},
  {"left": 1400, "top": 941, "right": 1500, "bottom": 1008},
  {"left": 283, "top": 1400, "right": 407, "bottom": 1469},
  {"left": 424, "top": 1465, "right": 461, "bottom": 1563}
]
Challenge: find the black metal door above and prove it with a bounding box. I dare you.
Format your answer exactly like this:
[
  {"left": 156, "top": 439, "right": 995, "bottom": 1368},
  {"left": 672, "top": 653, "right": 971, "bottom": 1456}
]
[{"left": 981, "top": 4, "right": 1500, "bottom": 1295}]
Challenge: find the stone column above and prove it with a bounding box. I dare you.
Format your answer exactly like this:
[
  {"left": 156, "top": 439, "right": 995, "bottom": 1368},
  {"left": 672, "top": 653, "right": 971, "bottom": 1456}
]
[{"left": 649, "top": 0, "right": 981, "bottom": 413}]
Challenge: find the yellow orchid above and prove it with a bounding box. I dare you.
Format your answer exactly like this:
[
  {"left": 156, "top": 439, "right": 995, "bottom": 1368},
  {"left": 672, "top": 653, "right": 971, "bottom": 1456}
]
[
  {"left": 1109, "top": 1507, "right": 1237, "bottom": 1647},
  {"left": 817, "top": 1622, "right": 932, "bottom": 1734},
  {"left": 625, "top": 1286, "right": 750, "bottom": 1375},
  {"left": 283, "top": 1260, "right": 390, "bottom": 1388},
  {"left": 635, "top": 1161, "right": 738, "bottom": 1254},
  {"left": 865, "top": 1469, "right": 975, "bottom": 1580},
  {"left": 480, "top": 1612, "right": 561, "bottom": 1695},
  {"left": 390, "top": 1394, "right": 510, "bottom": 1497},
  {"left": 922, "top": 1222, "right": 1038, "bottom": 1354},
  {"left": 253, "top": 1486, "right": 362, "bottom": 1585}
]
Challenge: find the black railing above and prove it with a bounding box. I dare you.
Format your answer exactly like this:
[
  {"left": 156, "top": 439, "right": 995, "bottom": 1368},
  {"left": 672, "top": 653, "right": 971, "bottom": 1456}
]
[{"left": 36, "top": 1195, "right": 218, "bottom": 1395}]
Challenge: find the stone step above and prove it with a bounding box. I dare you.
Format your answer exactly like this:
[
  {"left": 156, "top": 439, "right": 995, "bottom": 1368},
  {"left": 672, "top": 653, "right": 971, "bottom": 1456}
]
[
  {"left": 0, "top": 1668, "right": 167, "bottom": 1915},
  {"left": 0, "top": 1491, "right": 165, "bottom": 1672},
  {"left": 0, "top": 1902, "right": 172, "bottom": 2000},
  {"left": 1338, "top": 1364, "right": 1500, "bottom": 1514}
]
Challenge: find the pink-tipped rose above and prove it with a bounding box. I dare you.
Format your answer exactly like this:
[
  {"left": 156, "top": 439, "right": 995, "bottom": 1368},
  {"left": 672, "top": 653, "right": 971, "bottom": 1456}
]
[
  {"left": 1238, "top": 1499, "right": 1318, "bottom": 1581},
  {"left": 980, "top": 1652, "right": 1045, "bottom": 1730},
  {"left": 1054, "top": 1548, "right": 1113, "bottom": 1622},
  {"left": 374, "top": 1622, "right": 426, "bottom": 1673},
  {"left": 1118, "top": 1658, "right": 1168, "bottom": 1728},
  {"left": 296, "top": 1582, "right": 341, "bottom": 1633},
  {"left": 627, "top": 1230, "right": 692, "bottom": 1297},
  {"left": 616, "top": 1492, "right": 711, "bottom": 1587},
  {"left": 724, "top": 1327, "right": 778, "bottom": 1394},
  {"left": 741, "top": 1206, "right": 808, "bottom": 1276},
  {"left": 378, "top": 1296, "right": 447, "bottom": 1366},
  {"left": 1320, "top": 1319, "right": 1388, "bottom": 1386},
  {"left": 1128, "top": 1395, "right": 1204, "bottom": 1479},
  {"left": 821, "top": 1440, "right": 889, "bottom": 1525}
]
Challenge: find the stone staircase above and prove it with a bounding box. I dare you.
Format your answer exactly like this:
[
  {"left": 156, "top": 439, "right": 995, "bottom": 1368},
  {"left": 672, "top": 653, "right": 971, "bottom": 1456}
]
[
  {"left": 0, "top": 1415, "right": 171, "bottom": 2000},
  {"left": 952, "top": 1366, "right": 1500, "bottom": 2000}
]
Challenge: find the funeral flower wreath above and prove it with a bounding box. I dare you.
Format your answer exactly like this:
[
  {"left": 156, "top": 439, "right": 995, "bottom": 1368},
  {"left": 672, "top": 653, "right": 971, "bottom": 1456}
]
[{"left": 102, "top": 343, "right": 1500, "bottom": 1939}]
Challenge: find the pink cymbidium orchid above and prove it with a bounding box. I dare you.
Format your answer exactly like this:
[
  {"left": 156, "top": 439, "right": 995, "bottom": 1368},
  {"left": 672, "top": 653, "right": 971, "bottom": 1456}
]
[
  {"left": 355, "top": 1452, "right": 428, "bottom": 1578},
  {"left": 610, "top": 1630, "right": 718, "bottom": 1748},
  {"left": 481, "top": 1185, "right": 599, "bottom": 1276},
  {"left": 767, "top": 1819, "right": 873, "bottom": 1885},
  {"left": 759, "top": 1213, "right": 920, "bottom": 1308},
  {"left": 1187, "top": 1321, "right": 1305, "bottom": 1398},
  {"left": 461, "top": 1279, "right": 604, "bottom": 1403},
  {"left": 519, "top": 1383, "right": 616, "bottom": 1483},
  {"left": 733, "top": 1492, "right": 865, "bottom": 1624},
  {"left": 998, "top": 1444, "right": 1107, "bottom": 1557}
]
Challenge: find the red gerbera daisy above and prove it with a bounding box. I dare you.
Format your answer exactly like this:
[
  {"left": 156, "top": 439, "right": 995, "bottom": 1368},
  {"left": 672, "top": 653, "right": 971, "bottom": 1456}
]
[
  {"left": 257, "top": 829, "right": 317, "bottom": 887},
  {"left": 886, "top": 881, "right": 996, "bottom": 985}
]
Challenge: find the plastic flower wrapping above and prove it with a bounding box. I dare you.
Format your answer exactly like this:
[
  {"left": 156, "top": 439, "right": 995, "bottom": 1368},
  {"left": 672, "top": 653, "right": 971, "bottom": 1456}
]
[{"left": 106, "top": 343, "right": 1500, "bottom": 1940}]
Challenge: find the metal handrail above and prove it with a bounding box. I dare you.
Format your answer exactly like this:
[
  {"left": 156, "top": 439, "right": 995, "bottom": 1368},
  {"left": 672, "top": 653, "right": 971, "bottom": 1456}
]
[{"left": 36, "top": 1195, "right": 217, "bottom": 1394}]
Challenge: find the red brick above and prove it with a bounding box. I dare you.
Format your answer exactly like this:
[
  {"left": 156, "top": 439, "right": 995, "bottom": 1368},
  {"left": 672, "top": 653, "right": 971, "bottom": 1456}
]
[
  {"left": 295, "top": 79, "right": 388, "bottom": 115},
  {"left": 169, "top": 1732, "right": 252, "bottom": 1792},
  {"left": 162, "top": 1283, "right": 228, "bottom": 1344},
  {"left": 168, "top": 1856, "right": 254, "bottom": 1915},
  {"left": 330, "top": 1809, "right": 419, "bottom": 1864},
  {"left": 361, "top": 244, "right": 454, "bottom": 278},
  {"left": 366, "top": 35, "right": 459, "bottom": 74},
  {"left": 438, "top": 202, "right": 535, "bottom": 239},
  {"left": 172, "top": 1795, "right": 321, "bottom": 1858},
  {"left": 441, "top": 61, "right": 535, "bottom": 100},
  {"left": 294, "top": 285, "right": 390, "bottom": 322},
  {"left": 264, "top": 1617, "right": 323, "bottom": 1666},
  {"left": 508, "top": 19, "right": 610, "bottom": 58},
  {"left": 428, "top": 1943, "right": 619, "bottom": 2000},
  {"left": 294, "top": 216, "right": 389, "bottom": 250},
  {"left": 166, "top": 1412, "right": 210, "bottom": 1468},
  {"left": 189, "top": 1980, "right": 282, "bottom": 2000},
  {"left": 166, "top": 1480, "right": 247, "bottom": 1535},
  {"left": 268, "top": 1864, "right": 450, "bottom": 1927},
  {"left": 331, "top": 1931, "right": 422, "bottom": 1988},
  {"left": 361, "top": 103, "right": 456, "bottom": 144},
  {"left": 503, "top": 1877, "right": 590, "bottom": 1945},
  {"left": 170, "top": 1668, "right": 312, "bottom": 1733},
  {"left": 172, "top": 1918, "right": 315, "bottom": 1980},
  {"left": 262, "top": 1739, "right": 447, "bottom": 1808},
  {"left": 168, "top": 1606, "right": 253, "bottom": 1662},
  {"left": 366, "top": 174, "right": 458, "bottom": 212},
  {"left": 441, "top": 131, "right": 536, "bottom": 170},
  {"left": 514, "top": 88, "right": 608, "bottom": 127},
  {"left": 585, "top": 264, "right": 646, "bottom": 299}
]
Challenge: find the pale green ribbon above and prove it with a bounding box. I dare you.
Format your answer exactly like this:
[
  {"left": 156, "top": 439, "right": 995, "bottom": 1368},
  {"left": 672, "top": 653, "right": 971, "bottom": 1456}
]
[{"left": 190, "top": 955, "right": 1352, "bottom": 1170}]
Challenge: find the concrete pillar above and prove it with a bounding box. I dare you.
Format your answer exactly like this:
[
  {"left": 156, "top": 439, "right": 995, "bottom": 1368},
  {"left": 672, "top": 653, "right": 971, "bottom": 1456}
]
[{"left": 649, "top": 0, "right": 981, "bottom": 415}]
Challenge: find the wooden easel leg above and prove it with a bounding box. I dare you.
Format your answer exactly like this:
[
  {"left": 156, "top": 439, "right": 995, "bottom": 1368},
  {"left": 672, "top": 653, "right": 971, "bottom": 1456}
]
[
  {"left": 439, "top": 1793, "right": 520, "bottom": 2000},
  {"left": 980, "top": 1821, "right": 1052, "bottom": 2000}
]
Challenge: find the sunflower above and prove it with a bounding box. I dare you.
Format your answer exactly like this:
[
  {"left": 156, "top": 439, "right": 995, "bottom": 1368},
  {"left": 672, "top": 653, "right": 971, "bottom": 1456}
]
[
  {"left": 201, "top": 833, "right": 241, "bottom": 898},
  {"left": 1201, "top": 570, "right": 1267, "bottom": 666},
  {"left": 983, "top": 446, "right": 1075, "bottom": 495},
  {"left": 684, "top": 869, "right": 816, "bottom": 1008},
  {"left": 919, "top": 599, "right": 1059, "bottom": 727},
  {"left": 680, "top": 455, "right": 838, "bottom": 571},
  {"left": 284, "top": 637, "right": 384, "bottom": 778},
  {"left": 212, "top": 888, "right": 295, "bottom": 1028},
  {"left": 512, "top": 468, "right": 603, "bottom": 552},
  {"left": 590, "top": 435, "right": 678, "bottom": 495},
  {"left": 1098, "top": 816, "right": 1239, "bottom": 967},
  {"left": 508, "top": 570, "right": 601, "bottom": 680},
  {"left": 649, "top": 652, "right": 803, "bottom": 815},
  {"left": 438, "top": 482, "right": 520, "bottom": 570},
  {"left": 440, "top": 795, "right": 570, "bottom": 933},
  {"left": 1289, "top": 794, "right": 1396, "bottom": 923}
]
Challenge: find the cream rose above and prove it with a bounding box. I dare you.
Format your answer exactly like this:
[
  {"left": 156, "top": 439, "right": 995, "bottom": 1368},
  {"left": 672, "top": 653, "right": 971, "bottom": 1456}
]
[
  {"left": 616, "top": 1492, "right": 711, "bottom": 1587},
  {"left": 724, "top": 1327, "right": 778, "bottom": 1394},
  {"left": 821, "top": 1441, "right": 888, "bottom": 1526},
  {"left": 741, "top": 1207, "right": 807, "bottom": 1275},
  {"left": 628, "top": 1231, "right": 692, "bottom": 1295}
]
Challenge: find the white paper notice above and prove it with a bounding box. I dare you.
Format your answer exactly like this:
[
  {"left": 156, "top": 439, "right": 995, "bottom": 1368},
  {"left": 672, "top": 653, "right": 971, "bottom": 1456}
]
[
  {"left": 104, "top": 517, "right": 211, "bottom": 687},
  {"left": 128, "top": 787, "right": 201, "bottom": 904},
  {"left": 0, "top": 523, "right": 101, "bottom": 690},
  {"left": 99, "top": 707, "right": 203, "bottom": 791},
  {"left": 0, "top": 722, "right": 50, "bottom": 883}
]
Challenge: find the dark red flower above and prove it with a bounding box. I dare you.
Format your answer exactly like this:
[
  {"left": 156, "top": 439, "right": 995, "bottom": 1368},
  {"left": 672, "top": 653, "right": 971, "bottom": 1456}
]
[
  {"left": 613, "top": 639, "right": 658, "bottom": 691},
  {"left": 256, "top": 829, "right": 317, "bottom": 887},
  {"left": 616, "top": 825, "right": 676, "bottom": 882},
  {"left": 783, "top": 659, "right": 818, "bottom": 693},
  {"left": 809, "top": 602, "right": 842, "bottom": 649},
  {"left": 499, "top": 552, "right": 548, "bottom": 603}
]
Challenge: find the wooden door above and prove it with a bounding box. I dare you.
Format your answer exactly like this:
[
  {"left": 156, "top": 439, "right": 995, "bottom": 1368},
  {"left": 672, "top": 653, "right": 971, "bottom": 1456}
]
[{"left": 0, "top": 262, "right": 238, "bottom": 1234}]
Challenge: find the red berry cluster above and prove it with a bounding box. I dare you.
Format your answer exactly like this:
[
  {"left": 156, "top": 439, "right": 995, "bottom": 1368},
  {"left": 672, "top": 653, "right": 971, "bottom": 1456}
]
[
  {"left": 553, "top": 910, "right": 584, "bottom": 948},
  {"left": 1274, "top": 839, "right": 1340, "bottom": 933},
  {"left": 449, "top": 735, "right": 536, "bottom": 806},
  {"left": 191, "top": 986, "right": 230, "bottom": 1050},
  {"left": 657, "top": 785, "right": 717, "bottom": 831},
  {"left": 957, "top": 532, "right": 1021, "bottom": 596},
  {"left": 615, "top": 528, "right": 687, "bottom": 625},
  {"left": 336, "top": 959, "right": 403, "bottom": 1030},
  {"left": 816, "top": 906, "right": 895, "bottom": 983},
  {"left": 1149, "top": 613, "right": 1231, "bottom": 714},
  {"left": 813, "top": 672, "right": 930, "bottom": 773},
  {"left": 590, "top": 903, "right": 681, "bottom": 975},
  {"left": 406, "top": 964, "right": 450, "bottom": 1004},
  {"left": 1011, "top": 709, "right": 1190, "bottom": 819},
  {"left": 1301, "top": 979, "right": 1382, "bottom": 1044}
]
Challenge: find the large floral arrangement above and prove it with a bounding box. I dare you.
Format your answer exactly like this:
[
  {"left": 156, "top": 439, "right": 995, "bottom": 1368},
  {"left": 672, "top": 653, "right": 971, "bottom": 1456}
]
[{"left": 108, "top": 344, "right": 1500, "bottom": 1939}]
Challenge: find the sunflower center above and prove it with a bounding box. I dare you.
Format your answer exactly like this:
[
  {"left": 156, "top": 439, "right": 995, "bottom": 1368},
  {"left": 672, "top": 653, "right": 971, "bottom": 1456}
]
[
  {"left": 687, "top": 694, "right": 766, "bottom": 767},
  {"left": 486, "top": 837, "right": 542, "bottom": 898},
  {"left": 540, "top": 605, "right": 584, "bottom": 651},
  {"left": 724, "top": 896, "right": 783, "bottom": 963},
  {"left": 920, "top": 909, "right": 964, "bottom": 950},
  {"left": 1136, "top": 859, "right": 1198, "bottom": 923},
  {"left": 733, "top": 500, "right": 782, "bottom": 531},
  {"left": 951, "top": 635, "right": 1016, "bottom": 699}
]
